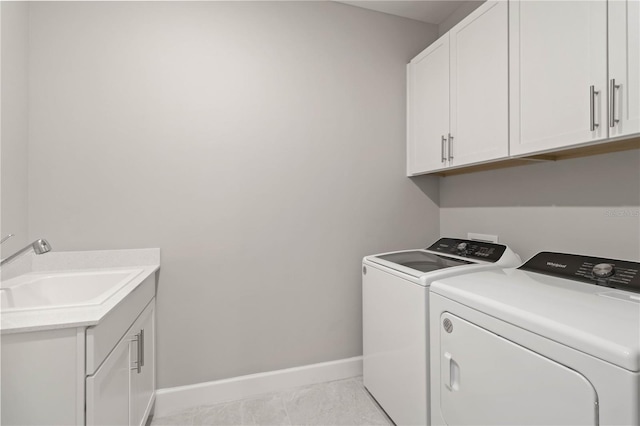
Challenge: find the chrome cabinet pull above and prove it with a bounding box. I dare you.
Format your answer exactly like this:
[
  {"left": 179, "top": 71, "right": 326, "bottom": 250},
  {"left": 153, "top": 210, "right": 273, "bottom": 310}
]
[
  {"left": 590, "top": 85, "right": 600, "bottom": 131},
  {"left": 448, "top": 133, "right": 454, "bottom": 161},
  {"left": 139, "top": 329, "right": 145, "bottom": 367},
  {"left": 441, "top": 135, "right": 447, "bottom": 163},
  {"left": 131, "top": 333, "right": 142, "bottom": 374},
  {"left": 609, "top": 79, "right": 620, "bottom": 128}
]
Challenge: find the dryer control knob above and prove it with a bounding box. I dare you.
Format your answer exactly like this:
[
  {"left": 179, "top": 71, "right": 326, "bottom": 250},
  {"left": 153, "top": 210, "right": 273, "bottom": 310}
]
[
  {"left": 456, "top": 242, "right": 468, "bottom": 252},
  {"left": 592, "top": 263, "right": 615, "bottom": 278}
]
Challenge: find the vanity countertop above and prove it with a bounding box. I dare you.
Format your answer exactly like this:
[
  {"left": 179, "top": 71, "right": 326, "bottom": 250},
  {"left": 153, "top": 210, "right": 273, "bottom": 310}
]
[{"left": 1, "top": 248, "right": 160, "bottom": 334}]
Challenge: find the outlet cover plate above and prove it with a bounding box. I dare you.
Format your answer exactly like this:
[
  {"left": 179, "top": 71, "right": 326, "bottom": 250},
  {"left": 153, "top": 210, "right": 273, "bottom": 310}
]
[{"left": 467, "top": 233, "right": 499, "bottom": 243}]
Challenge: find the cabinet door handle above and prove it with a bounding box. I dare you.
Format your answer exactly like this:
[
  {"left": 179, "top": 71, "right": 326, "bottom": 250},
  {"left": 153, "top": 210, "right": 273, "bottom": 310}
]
[
  {"left": 441, "top": 135, "right": 447, "bottom": 163},
  {"left": 590, "top": 85, "right": 600, "bottom": 131},
  {"left": 139, "top": 329, "right": 145, "bottom": 368},
  {"left": 448, "top": 133, "right": 454, "bottom": 161},
  {"left": 609, "top": 79, "right": 620, "bottom": 128},
  {"left": 130, "top": 333, "right": 142, "bottom": 374}
]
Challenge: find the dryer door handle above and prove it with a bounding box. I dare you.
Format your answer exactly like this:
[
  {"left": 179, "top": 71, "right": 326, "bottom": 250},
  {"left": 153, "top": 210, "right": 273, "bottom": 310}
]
[{"left": 444, "top": 352, "right": 460, "bottom": 391}]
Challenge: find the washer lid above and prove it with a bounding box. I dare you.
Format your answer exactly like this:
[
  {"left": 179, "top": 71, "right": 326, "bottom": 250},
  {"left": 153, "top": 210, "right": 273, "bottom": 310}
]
[
  {"left": 431, "top": 268, "right": 640, "bottom": 372},
  {"left": 373, "top": 251, "right": 473, "bottom": 275}
]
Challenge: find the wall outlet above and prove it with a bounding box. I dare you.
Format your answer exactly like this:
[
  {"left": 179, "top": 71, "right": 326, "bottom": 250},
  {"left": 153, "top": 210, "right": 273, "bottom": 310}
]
[{"left": 467, "top": 233, "right": 499, "bottom": 243}]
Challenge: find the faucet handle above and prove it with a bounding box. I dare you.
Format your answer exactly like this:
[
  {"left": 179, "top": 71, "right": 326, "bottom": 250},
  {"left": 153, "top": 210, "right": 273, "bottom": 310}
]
[{"left": 0, "top": 234, "right": 15, "bottom": 245}]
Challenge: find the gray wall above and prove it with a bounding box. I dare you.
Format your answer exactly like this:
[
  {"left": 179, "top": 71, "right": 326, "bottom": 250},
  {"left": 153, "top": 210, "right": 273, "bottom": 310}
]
[
  {"left": 26, "top": 2, "right": 439, "bottom": 388},
  {"left": 1, "top": 2, "right": 29, "bottom": 257},
  {"left": 440, "top": 150, "right": 640, "bottom": 261}
]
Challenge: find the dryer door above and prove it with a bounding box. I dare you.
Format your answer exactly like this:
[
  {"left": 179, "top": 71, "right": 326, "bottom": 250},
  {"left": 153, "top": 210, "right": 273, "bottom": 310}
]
[{"left": 439, "top": 312, "right": 598, "bottom": 425}]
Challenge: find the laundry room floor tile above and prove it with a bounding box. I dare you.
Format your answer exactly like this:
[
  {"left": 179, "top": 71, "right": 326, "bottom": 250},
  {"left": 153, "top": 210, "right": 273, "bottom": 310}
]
[
  {"left": 150, "top": 407, "right": 197, "bottom": 426},
  {"left": 150, "top": 377, "right": 393, "bottom": 426}
]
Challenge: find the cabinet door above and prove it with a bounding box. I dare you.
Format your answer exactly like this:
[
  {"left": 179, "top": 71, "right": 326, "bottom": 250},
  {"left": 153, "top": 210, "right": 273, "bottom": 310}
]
[
  {"left": 449, "top": 1, "right": 509, "bottom": 167},
  {"left": 130, "top": 300, "right": 156, "bottom": 426},
  {"left": 439, "top": 313, "right": 598, "bottom": 425},
  {"left": 609, "top": 0, "right": 640, "bottom": 137},
  {"left": 86, "top": 330, "right": 131, "bottom": 426},
  {"left": 510, "top": 0, "right": 608, "bottom": 155},
  {"left": 407, "top": 34, "right": 450, "bottom": 175}
]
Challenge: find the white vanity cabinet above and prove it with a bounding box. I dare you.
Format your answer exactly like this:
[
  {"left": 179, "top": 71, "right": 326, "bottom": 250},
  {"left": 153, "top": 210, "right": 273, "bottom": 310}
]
[
  {"left": 130, "top": 303, "right": 156, "bottom": 426},
  {"left": 86, "top": 300, "right": 155, "bottom": 426},
  {"left": 85, "top": 328, "right": 131, "bottom": 426},
  {"left": 510, "top": 0, "right": 610, "bottom": 156},
  {"left": 0, "top": 272, "right": 157, "bottom": 426},
  {"left": 407, "top": 1, "right": 508, "bottom": 175}
]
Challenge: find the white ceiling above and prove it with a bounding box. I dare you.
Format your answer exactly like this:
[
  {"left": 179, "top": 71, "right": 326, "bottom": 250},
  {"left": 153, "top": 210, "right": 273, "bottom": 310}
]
[{"left": 335, "top": 1, "right": 471, "bottom": 24}]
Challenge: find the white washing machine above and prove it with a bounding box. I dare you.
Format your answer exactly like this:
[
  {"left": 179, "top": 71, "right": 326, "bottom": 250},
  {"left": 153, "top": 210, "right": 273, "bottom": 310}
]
[
  {"left": 362, "top": 238, "right": 521, "bottom": 425},
  {"left": 430, "top": 251, "right": 640, "bottom": 425}
]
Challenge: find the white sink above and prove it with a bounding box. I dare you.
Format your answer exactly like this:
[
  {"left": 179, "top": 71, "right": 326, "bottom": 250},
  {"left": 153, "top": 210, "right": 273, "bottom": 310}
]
[{"left": 1, "top": 269, "right": 144, "bottom": 312}]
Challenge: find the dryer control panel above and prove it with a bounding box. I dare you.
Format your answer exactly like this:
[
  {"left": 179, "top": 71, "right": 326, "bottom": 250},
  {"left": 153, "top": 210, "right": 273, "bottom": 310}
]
[
  {"left": 426, "top": 238, "right": 506, "bottom": 263},
  {"left": 519, "top": 252, "right": 640, "bottom": 293}
]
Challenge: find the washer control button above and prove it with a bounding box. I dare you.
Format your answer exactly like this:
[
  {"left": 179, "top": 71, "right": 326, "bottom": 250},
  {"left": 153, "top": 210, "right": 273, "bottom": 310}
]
[
  {"left": 456, "top": 242, "right": 468, "bottom": 253},
  {"left": 593, "top": 263, "right": 615, "bottom": 278}
]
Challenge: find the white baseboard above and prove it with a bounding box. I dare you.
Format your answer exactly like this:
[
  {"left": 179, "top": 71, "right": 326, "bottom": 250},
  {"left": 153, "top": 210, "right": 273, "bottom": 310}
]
[{"left": 154, "top": 356, "right": 363, "bottom": 417}]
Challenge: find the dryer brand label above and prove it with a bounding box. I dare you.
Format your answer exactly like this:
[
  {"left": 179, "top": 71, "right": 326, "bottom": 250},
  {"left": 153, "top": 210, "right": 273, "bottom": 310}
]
[{"left": 546, "top": 262, "right": 567, "bottom": 268}]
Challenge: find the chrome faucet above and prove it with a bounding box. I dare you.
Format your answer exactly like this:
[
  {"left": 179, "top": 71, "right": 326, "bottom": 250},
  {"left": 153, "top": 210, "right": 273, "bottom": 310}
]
[{"left": 0, "top": 238, "right": 52, "bottom": 267}]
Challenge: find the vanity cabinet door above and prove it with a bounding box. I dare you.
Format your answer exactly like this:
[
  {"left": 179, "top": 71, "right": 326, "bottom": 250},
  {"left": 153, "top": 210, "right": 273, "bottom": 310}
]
[
  {"left": 609, "top": 0, "right": 640, "bottom": 137},
  {"left": 510, "top": 0, "right": 608, "bottom": 155},
  {"left": 86, "top": 299, "right": 156, "bottom": 426},
  {"left": 86, "top": 330, "right": 131, "bottom": 426},
  {"left": 130, "top": 300, "right": 156, "bottom": 426}
]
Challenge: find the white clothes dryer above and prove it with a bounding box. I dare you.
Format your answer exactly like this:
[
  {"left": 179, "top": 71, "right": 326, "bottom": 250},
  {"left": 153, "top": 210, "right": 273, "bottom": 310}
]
[
  {"left": 430, "top": 251, "right": 640, "bottom": 425},
  {"left": 362, "top": 238, "right": 520, "bottom": 425}
]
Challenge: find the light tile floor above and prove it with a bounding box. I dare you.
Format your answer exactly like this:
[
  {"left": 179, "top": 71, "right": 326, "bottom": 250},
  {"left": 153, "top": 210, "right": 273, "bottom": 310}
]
[{"left": 151, "top": 377, "right": 394, "bottom": 426}]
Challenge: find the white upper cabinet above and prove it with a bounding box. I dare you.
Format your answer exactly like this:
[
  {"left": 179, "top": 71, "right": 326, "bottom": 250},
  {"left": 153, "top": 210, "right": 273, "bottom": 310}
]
[
  {"left": 407, "top": 1, "right": 508, "bottom": 176},
  {"left": 407, "top": 35, "right": 450, "bottom": 175},
  {"left": 449, "top": 1, "right": 509, "bottom": 167},
  {"left": 509, "top": 0, "right": 608, "bottom": 156},
  {"left": 609, "top": 0, "right": 640, "bottom": 138}
]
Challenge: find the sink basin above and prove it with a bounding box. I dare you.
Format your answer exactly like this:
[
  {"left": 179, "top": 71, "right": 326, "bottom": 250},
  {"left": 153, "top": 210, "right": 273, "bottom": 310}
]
[{"left": 1, "top": 269, "right": 144, "bottom": 312}]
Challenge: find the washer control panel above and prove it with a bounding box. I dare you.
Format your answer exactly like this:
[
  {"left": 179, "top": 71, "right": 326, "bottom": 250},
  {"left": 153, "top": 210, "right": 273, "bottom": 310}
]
[
  {"left": 519, "top": 252, "right": 640, "bottom": 293},
  {"left": 426, "top": 238, "right": 506, "bottom": 263}
]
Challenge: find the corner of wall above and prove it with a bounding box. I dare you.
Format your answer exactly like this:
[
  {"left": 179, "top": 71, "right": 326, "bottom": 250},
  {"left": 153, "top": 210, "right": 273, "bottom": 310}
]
[
  {"left": 0, "top": 1, "right": 30, "bottom": 255},
  {"left": 438, "top": 1, "right": 485, "bottom": 36}
]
